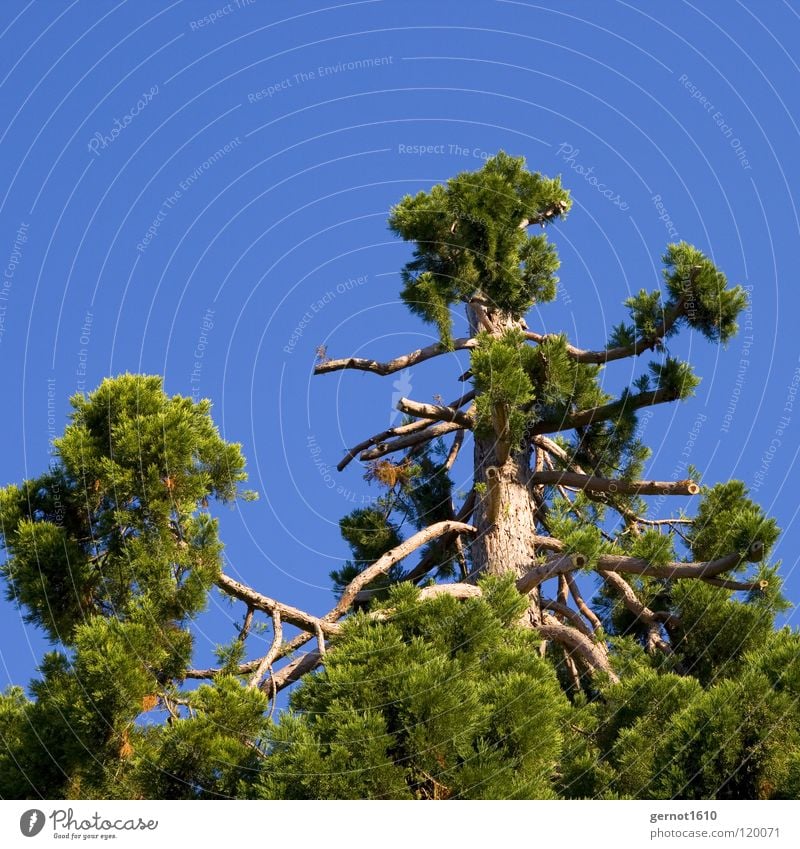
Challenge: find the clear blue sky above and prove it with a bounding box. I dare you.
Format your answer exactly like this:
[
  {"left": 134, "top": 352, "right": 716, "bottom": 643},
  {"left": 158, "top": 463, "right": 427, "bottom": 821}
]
[{"left": 1, "top": 0, "right": 799, "bottom": 689}]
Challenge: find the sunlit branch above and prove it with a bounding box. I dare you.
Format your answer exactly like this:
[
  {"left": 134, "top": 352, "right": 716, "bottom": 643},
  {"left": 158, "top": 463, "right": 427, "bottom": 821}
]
[
  {"left": 314, "top": 337, "right": 478, "bottom": 376},
  {"left": 528, "top": 470, "right": 700, "bottom": 497}
]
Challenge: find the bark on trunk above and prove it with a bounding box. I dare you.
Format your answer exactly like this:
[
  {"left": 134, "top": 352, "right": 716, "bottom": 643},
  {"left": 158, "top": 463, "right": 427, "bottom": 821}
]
[
  {"left": 466, "top": 302, "right": 543, "bottom": 590},
  {"left": 470, "top": 438, "right": 540, "bottom": 580}
]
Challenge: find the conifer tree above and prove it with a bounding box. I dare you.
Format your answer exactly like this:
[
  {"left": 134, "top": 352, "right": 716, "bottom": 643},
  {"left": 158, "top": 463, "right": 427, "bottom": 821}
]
[{"left": 1, "top": 154, "right": 798, "bottom": 800}]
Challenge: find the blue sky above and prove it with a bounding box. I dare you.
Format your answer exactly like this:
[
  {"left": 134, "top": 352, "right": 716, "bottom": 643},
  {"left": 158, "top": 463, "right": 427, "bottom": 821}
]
[{"left": 1, "top": 0, "right": 800, "bottom": 689}]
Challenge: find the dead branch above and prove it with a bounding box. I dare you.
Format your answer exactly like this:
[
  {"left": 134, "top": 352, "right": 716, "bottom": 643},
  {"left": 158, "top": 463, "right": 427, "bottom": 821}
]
[
  {"left": 337, "top": 390, "right": 475, "bottom": 471},
  {"left": 184, "top": 662, "right": 260, "bottom": 680},
  {"left": 535, "top": 613, "right": 618, "bottom": 683},
  {"left": 541, "top": 598, "right": 595, "bottom": 637},
  {"left": 238, "top": 606, "right": 255, "bottom": 642},
  {"left": 563, "top": 651, "right": 583, "bottom": 692},
  {"left": 516, "top": 553, "right": 588, "bottom": 593},
  {"left": 702, "top": 576, "right": 769, "bottom": 592},
  {"left": 565, "top": 571, "right": 603, "bottom": 631},
  {"left": 557, "top": 574, "right": 569, "bottom": 606},
  {"left": 596, "top": 546, "right": 759, "bottom": 579},
  {"left": 325, "top": 520, "right": 477, "bottom": 620},
  {"left": 185, "top": 630, "right": 316, "bottom": 682},
  {"left": 264, "top": 649, "right": 323, "bottom": 694},
  {"left": 444, "top": 428, "right": 465, "bottom": 472},
  {"left": 528, "top": 471, "right": 700, "bottom": 497},
  {"left": 398, "top": 489, "right": 477, "bottom": 586},
  {"left": 468, "top": 299, "right": 496, "bottom": 334},
  {"left": 531, "top": 534, "right": 567, "bottom": 554},
  {"left": 359, "top": 419, "right": 467, "bottom": 462},
  {"left": 247, "top": 609, "right": 283, "bottom": 689},
  {"left": 633, "top": 516, "right": 694, "bottom": 526},
  {"left": 215, "top": 574, "right": 341, "bottom": 637},
  {"left": 599, "top": 570, "right": 661, "bottom": 626},
  {"left": 314, "top": 336, "right": 478, "bottom": 376},
  {"left": 533, "top": 435, "right": 588, "bottom": 475},
  {"left": 418, "top": 583, "right": 483, "bottom": 601},
  {"left": 396, "top": 396, "right": 475, "bottom": 428},
  {"left": 515, "top": 540, "right": 759, "bottom": 593}
]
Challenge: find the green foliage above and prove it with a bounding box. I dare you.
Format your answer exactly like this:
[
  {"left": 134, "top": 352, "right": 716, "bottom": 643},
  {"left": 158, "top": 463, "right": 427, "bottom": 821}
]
[
  {"left": 663, "top": 242, "right": 748, "bottom": 344},
  {"left": 648, "top": 357, "right": 701, "bottom": 399},
  {"left": 688, "top": 481, "right": 780, "bottom": 562},
  {"left": 132, "top": 677, "right": 269, "bottom": 799},
  {"left": 593, "top": 669, "right": 703, "bottom": 798},
  {"left": 747, "top": 628, "right": 800, "bottom": 700},
  {"left": 0, "top": 375, "right": 255, "bottom": 798},
  {"left": 609, "top": 243, "right": 747, "bottom": 351},
  {"left": 471, "top": 329, "right": 537, "bottom": 448},
  {"left": 560, "top": 647, "right": 800, "bottom": 800},
  {"left": 402, "top": 271, "right": 456, "bottom": 349},
  {"left": 548, "top": 502, "right": 607, "bottom": 567},
  {"left": 330, "top": 506, "right": 403, "bottom": 594},
  {"left": 654, "top": 670, "right": 800, "bottom": 799},
  {"left": 670, "top": 580, "right": 777, "bottom": 684},
  {"left": 253, "top": 578, "right": 569, "bottom": 799},
  {"left": 624, "top": 288, "right": 668, "bottom": 341},
  {"left": 389, "top": 151, "right": 570, "bottom": 342},
  {"left": 628, "top": 529, "right": 675, "bottom": 568},
  {"left": 0, "top": 375, "right": 250, "bottom": 643},
  {"left": 470, "top": 330, "right": 609, "bottom": 456}
]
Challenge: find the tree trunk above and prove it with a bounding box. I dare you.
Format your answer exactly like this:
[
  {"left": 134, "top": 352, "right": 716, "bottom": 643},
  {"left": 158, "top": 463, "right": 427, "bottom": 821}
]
[
  {"left": 466, "top": 302, "right": 543, "bottom": 588},
  {"left": 470, "top": 438, "right": 541, "bottom": 580}
]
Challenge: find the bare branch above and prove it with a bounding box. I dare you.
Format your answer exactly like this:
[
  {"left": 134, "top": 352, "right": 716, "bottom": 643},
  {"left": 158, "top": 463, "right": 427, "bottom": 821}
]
[
  {"left": 702, "top": 576, "right": 769, "bottom": 592},
  {"left": 563, "top": 651, "right": 582, "bottom": 692},
  {"left": 444, "top": 428, "right": 465, "bottom": 472},
  {"left": 596, "top": 546, "right": 759, "bottom": 579},
  {"left": 184, "top": 662, "right": 260, "bottom": 680},
  {"left": 533, "top": 435, "right": 588, "bottom": 475},
  {"left": 516, "top": 536, "right": 759, "bottom": 592},
  {"left": 360, "top": 419, "right": 467, "bottom": 462},
  {"left": 531, "top": 534, "right": 567, "bottom": 554},
  {"left": 534, "top": 612, "right": 619, "bottom": 683},
  {"left": 541, "top": 598, "right": 594, "bottom": 637},
  {"left": 354, "top": 491, "right": 478, "bottom": 603},
  {"left": 557, "top": 574, "right": 569, "bottom": 606},
  {"left": 314, "top": 337, "right": 478, "bottom": 376},
  {"left": 516, "top": 553, "right": 588, "bottom": 593},
  {"left": 633, "top": 516, "right": 694, "bottom": 527},
  {"left": 315, "top": 623, "right": 327, "bottom": 656},
  {"left": 518, "top": 200, "right": 570, "bottom": 229},
  {"left": 528, "top": 470, "right": 700, "bottom": 497},
  {"left": 565, "top": 571, "right": 603, "bottom": 632},
  {"left": 264, "top": 649, "right": 323, "bottom": 694},
  {"left": 184, "top": 630, "right": 317, "bottom": 682},
  {"left": 397, "top": 397, "right": 475, "bottom": 428},
  {"left": 599, "top": 569, "right": 661, "bottom": 626},
  {"left": 215, "top": 574, "right": 341, "bottom": 637},
  {"left": 418, "top": 583, "right": 483, "bottom": 601},
  {"left": 646, "top": 623, "right": 676, "bottom": 657},
  {"left": 530, "top": 388, "right": 680, "bottom": 436},
  {"left": 398, "top": 489, "right": 477, "bottom": 586},
  {"left": 326, "top": 520, "right": 477, "bottom": 619},
  {"left": 468, "top": 299, "right": 495, "bottom": 334},
  {"left": 337, "top": 390, "right": 474, "bottom": 471},
  {"left": 247, "top": 609, "right": 283, "bottom": 689}
]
